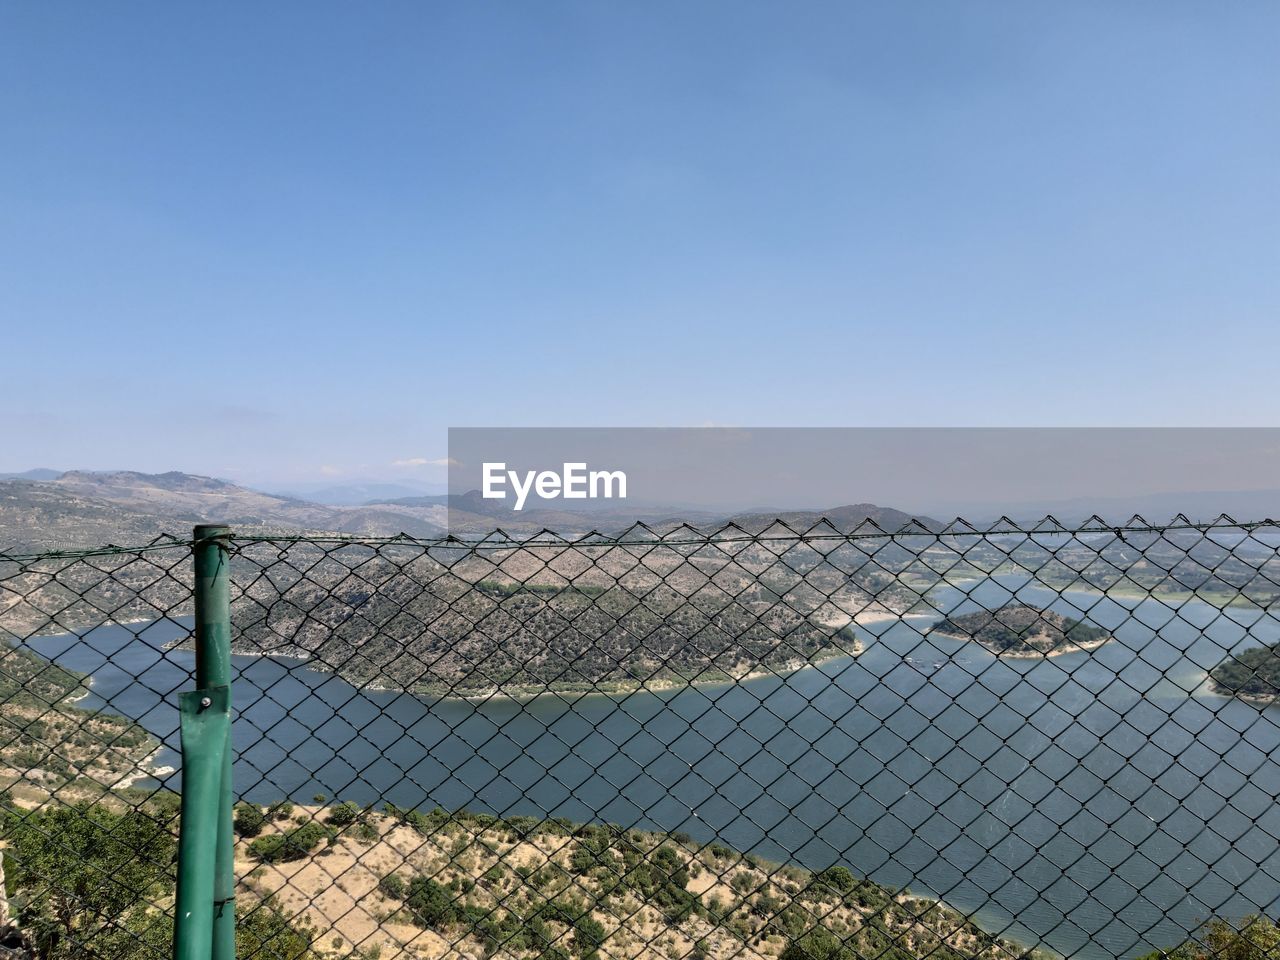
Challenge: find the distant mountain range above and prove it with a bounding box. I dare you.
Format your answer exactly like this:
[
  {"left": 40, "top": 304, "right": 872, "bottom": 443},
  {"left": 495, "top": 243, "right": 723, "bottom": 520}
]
[
  {"left": 0, "top": 470, "right": 941, "bottom": 550},
  {"left": 6, "top": 467, "right": 1277, "bottom": 552},
  {"left": 0, "top": 468, "right": 61, "bottom": 481},
  {"left": 0, "top": 471, "right": 447, "bottom": 550}
]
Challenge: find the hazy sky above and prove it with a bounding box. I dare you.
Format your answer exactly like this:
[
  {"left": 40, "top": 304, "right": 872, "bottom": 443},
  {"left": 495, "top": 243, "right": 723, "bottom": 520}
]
[
  {"left": 2, "top": 3, "right": 1277, "bottom": 485},
  {"left": 449, "top": 428, "right": 1280, "bottom": 516}
]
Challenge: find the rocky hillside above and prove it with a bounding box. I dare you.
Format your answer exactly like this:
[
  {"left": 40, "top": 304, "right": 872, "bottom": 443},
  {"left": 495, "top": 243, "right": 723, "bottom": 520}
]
[{"left": 203, "top": 532, "right": 927, "bottom": 696}]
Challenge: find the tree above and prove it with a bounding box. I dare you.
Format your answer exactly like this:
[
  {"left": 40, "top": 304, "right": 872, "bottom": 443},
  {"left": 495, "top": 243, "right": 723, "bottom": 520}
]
[
  {"left": 404, "top": 876, "right": 458, "bottom": 929},
  {"left": 572, "top": 915, "right": 606, "bottom": 956},
  {"left": 816, "top": 866, "right": 856, "bottom": 896},
  {"left": 235, "top": 803, "right": 267, "bottom": 837},
  {"left": 378, "top": 874, "right": 406, "bottom": 900},
  {"left": 3, "top": 803, "right": 174, "bottom": 959},
  {"left": 326, "top": 801, "right": 360, "bottom": 827},
  {"left": 249, "top": 822, "right": 331, "bottom": 863}
]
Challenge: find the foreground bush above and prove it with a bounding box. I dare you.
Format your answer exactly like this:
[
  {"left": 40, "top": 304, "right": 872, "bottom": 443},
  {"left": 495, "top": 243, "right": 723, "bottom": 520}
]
[
  {"left": 0, "top": 796, "right": 318, "bottom": 960},
  {"left": 1140, "top": 917, "right": 1280, "bottom": 960}
]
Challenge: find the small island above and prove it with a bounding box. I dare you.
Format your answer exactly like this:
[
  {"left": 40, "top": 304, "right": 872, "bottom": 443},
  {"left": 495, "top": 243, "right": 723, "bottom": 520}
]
[
  {"left": 931, "top": 604, "right": 1112, "bottom": 658},
  {"left": 1209, "top": 644, "right": 1280, "bottom": 703}
]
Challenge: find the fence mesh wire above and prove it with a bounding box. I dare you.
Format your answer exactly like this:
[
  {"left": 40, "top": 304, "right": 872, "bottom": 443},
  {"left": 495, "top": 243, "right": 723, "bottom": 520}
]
[{"left": 3, "top": 518, "right": 1280, "bottom": 960}]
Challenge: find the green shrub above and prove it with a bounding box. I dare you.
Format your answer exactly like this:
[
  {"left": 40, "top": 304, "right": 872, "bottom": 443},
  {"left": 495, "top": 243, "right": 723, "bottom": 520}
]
[
  {"left": 505, "top": 815, "right": 542, "bottom": 838},
  {"left": 146, "top": 791, "right": 182, "bottom": 819},
  {"left": 570, "top": 844, "right": 598, "bottom": 874},
  {"left": 269, "top": 800, "right": 295, "bottom": 820},
  {"left": 753, "top": 891, "right": 783, "bottom": 918},
  {"left": 404, "top": 808, "right": 446, "bottom": 834},
  {"left": 327, "top": 801, "right": 360, "bottom": 826},
  {"left": 234, "top": 803, "right": 267, "bottom": 838},
  {"left": 378, "top": 874, "right": 406, "bottom": 900},
  {"left": 405, "top": 876, "right": 458, "bottom": 929},
  {"left": 249, "top": 822, "right": 331, "bottom": 863},
  {"left": 816, "top": 866, "right": 856, "bottom": 896}
]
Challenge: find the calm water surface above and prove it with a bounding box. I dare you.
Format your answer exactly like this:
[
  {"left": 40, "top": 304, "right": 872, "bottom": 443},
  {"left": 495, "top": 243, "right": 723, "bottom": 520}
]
[{"left": 26, "top": 576, "right": 1280, "bottom": 960}]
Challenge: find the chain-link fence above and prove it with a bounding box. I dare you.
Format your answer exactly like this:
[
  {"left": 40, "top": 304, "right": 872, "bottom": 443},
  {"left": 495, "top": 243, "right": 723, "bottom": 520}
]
[{"left": 3, "top": 518, "right": 1280, "bottom": 960}]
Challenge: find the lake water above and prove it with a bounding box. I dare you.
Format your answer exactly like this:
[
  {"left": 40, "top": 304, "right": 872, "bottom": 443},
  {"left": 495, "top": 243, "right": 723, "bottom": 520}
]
[{"left": 26, "top": 576, "right": 1280, "bottom": 960}]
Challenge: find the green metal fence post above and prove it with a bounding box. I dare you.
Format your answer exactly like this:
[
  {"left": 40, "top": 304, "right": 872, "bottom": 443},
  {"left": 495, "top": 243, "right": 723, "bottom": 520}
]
[{"left": 175, "top": 525, "right": 235, "bottom": 960}]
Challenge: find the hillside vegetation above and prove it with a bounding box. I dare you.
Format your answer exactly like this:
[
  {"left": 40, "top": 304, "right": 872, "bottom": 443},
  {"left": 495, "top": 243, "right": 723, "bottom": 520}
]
[
  {"left": 0, "top": 795, "right": 320, "bottom": 960},
  {"left": 230, "top": 802, "right": 1036, "bottom": 960},
  {"left": 0, "top": 640, "right": 158, "bottom": 798},
  {"left": 223, "top": 537, "right": 909, "bottom": 696}
]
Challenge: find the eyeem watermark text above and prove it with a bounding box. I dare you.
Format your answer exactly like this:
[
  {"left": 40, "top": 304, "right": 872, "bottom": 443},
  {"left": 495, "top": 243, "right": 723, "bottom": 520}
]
[{"left": 482, "top": 462, "right": 627, "bottom": 511}]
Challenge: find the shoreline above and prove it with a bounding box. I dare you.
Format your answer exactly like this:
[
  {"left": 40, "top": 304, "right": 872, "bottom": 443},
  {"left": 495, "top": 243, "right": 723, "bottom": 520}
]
[
  {"left": 999, "top": 635, "right": 1114, "bottom": 658},
  {"left": 164, "top": 636, "right": 313, "bottom": 664},
  {"left": 930, "top": 627, "right": 1116, "bottom": 659},
  {"left": 176, "top": 623, "right": 874, "bottom": 704},
  {"left": 34, "top": 578, "right": 1275, "bottom": 707},
  {"left": 1176, "top": 665, "right": 1280, "bottom": 709},
  {"left": 61, "top": 680, "right": 93, "bottom": 705},
  {"left": 17, "top": 614, "right": 166, "bottom": 642},
  {"left": 421, "top": 640, "right": 866, "bottom": 704},
  {"left": 1202, "top": 676, "right": 1280, "bottom": 706},
  {"left": 114, "top": 745, "right": 175, "bottom": 790},
  {"left": 165, "top": 644, "right": 863, "bottom": 703}
]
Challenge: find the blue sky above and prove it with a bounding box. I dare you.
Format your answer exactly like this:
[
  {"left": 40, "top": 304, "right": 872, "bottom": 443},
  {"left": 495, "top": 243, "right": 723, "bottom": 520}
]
[{"left": 2, "top": 2, "right": 1276, "bottom": 486}]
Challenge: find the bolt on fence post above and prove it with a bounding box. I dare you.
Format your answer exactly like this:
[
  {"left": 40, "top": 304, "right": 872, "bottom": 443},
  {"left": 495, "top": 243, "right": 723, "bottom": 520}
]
[{"left": 175, "top": 525, "right": 235, "bottom": 960}]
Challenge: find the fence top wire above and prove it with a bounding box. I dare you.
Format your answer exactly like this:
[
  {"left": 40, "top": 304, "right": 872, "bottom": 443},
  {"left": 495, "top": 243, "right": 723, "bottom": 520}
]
[
  {"left": 0, "top": 533, "right": 195, "bottom": 564},
  {"left": 222, "top": 514, "right": 1280, "bottom": 550},
  {"left": 3, "top": 515, "right": 1276, "bottom": 563}
]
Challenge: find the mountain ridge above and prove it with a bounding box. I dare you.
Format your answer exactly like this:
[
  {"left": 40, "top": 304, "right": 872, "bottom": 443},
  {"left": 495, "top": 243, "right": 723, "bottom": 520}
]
[{"left": 1, "top": 469, "right": 941, "bottom": 549}]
